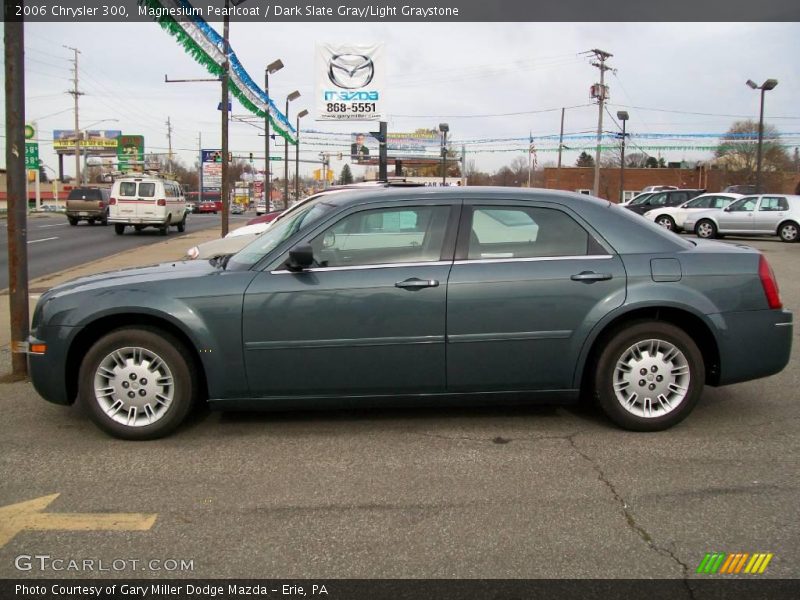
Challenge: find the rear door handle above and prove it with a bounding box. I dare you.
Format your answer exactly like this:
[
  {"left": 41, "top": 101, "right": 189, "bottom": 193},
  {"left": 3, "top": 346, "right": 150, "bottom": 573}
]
[
  {"left": 395, "top": 278, "right": 440, "bottom": 290},
  {"left": 571, "top": 271, "right": 612, "bottom": 283}
]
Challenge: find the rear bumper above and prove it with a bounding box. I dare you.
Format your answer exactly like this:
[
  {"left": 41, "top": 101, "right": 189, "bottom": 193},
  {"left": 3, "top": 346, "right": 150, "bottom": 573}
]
[
  {"left": 108, "top": 218, "right": 167, "bottom": 225},
  {"left": 711, "top": 309, "right": 793, "bottom": 385}
]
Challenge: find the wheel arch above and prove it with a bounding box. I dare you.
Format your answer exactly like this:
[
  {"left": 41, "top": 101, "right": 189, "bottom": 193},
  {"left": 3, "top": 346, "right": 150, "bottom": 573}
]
[
  {"left": 576, "top": 306, "right": 722, "bottom": 393},
  {"left": 777, "top": 219, "right": 799, "bottom": 238},
  {"left": 64, "top": 313, "right": 209, "bottom": 406}
]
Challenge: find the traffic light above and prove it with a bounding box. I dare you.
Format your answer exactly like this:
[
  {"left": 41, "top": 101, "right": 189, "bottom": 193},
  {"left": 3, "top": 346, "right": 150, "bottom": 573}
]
[{"left": 249, "top": 152, "right": 253, "bottom": 162}]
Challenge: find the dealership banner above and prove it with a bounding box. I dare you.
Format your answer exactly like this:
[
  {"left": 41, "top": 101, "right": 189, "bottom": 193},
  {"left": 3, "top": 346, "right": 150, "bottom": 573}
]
[
  {"left": 116, "top": 135, "right": 145, "bottom": 172},
  {"left": 316, "top": 43, "right": 385, "bottom": 121}
]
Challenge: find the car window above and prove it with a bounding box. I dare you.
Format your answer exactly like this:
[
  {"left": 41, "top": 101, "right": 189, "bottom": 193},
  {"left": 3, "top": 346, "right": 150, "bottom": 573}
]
[
  {"left": 648, "top": 193, "right": 667, "bottom": 207},
  {"left": 138, "top": 183, "right": 156, "bottom": 198},
  {"left": 728, "top": 197, "right": 758, "bottom": 212},
  {"left": 712, "top": 197, "right": 734, "bottom": 208},
  {"left": 67, "top": 188, "right": 103, "bottom": 200},
  {"left": 759, "top": 197, "right": 789, "bottom": 211},
  {"left": 312, "top": 206, "right": 450, "bottom": 268},
  {"left": 468, "top": 206, "right": 591, "bottom": 259},
  {"left": 684, "top": 196, "right": 708, "bottom": 209},
  {"left": 670, "top": 192, "right": 689, "bottom": 205},
  {"left": 118, "top": 182, "right": 137, "bottom": 197},
  {"left": 629, "top": 193, "right": 652, "bottom": 205}
]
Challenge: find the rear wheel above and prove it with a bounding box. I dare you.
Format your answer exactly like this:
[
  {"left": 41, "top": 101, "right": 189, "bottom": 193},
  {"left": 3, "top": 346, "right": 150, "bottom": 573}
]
[
  {"left": 655, "top": 215, "right": 676, "bottom": 231},
  {"left": 695, "top": 219, "right": 717, "bottom": 239},
  {"left": 594, "top": 322, "right": 704, "bottom": 431},
  {"left": 79, "top": 327, "right": 197, "bottom": 440},
  {"left": 114, "top": 224, "right": 125, "bottom": 235},
  {"left": 68, "top": 217, "right": 78, "bottom": 226},
  {"left": 159, "top": 216, "right": 171, "bottom": 236},
  {"left": 176, "top": 213, "right": 187, "bottom": 233},
  {"left": 778, "top": 221, "right": 799, "bottom": 243},
  {"left": 101, "top": 212, "right": 109, "bottom": 226}
]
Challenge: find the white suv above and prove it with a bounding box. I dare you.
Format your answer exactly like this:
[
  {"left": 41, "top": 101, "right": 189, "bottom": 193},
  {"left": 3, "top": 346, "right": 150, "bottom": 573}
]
[{"left": 109, "top": 176, "right": 188, "bottom": 236}]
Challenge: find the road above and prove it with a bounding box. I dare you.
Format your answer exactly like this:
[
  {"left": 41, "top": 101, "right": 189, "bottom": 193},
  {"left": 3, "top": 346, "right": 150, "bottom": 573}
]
[
  {"left": 0, "top": 212, "right": 251, "bottom": 291},
  {"left": 0, "top": 237, "right": 798, "bottom": 582}
]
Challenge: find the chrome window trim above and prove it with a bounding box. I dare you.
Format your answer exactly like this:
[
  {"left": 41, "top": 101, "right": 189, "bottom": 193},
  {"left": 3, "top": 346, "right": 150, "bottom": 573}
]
[
  {"left": 270, "top": 260, "right": 453, "bottom": 274},
  {"left": 453, "top": 254, "right": 613, "bottom": 266}
]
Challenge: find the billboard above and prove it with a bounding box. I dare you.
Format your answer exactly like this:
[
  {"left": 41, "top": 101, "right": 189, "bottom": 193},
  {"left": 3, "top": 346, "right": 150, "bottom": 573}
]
[
  {"left": 53, "top": 130, "right": 121, "bottom": 154},
  {"left": 316, "top": 43, "right": 385, "bottom": 121},
  {"left": 117, "top": 135, "right": 145, "bottom": 172},
  {"left": 201, "top": 149, "right": 223, "bottom": 193},
  {"left": 349, "top": 129, "right": 442, "bottom": 162}
]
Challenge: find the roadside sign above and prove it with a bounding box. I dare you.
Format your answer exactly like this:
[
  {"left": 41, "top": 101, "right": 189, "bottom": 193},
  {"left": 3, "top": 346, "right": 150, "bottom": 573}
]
[
  {"left": 24, "top": 123, "right": 36, "bottom": 140},
  {"left": 25, "top": 142, "right": 39, "bottom": 170}
]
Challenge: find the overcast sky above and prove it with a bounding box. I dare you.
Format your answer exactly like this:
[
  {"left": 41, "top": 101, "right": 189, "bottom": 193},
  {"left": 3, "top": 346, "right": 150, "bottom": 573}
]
[{"left": 4, "top": 21, "right": 800, "bottom": 179}]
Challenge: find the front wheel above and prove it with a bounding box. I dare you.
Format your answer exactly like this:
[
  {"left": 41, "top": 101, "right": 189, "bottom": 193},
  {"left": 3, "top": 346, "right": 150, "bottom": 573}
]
[
  {"left": 594, "top": 322, "right": 704, "bottom": 431},
  {"left": 114, "top": 224, "right": 125, "bottom": 235},
  {"left": 778, "top": 221, "right": 799, "bottom": 243},
  {"left": 655, "top": 215, "right": 676, "bottom": 231},
  {"left": 78, "top": 327, "right": 197, "bottom": 440},
  {"left": 695, "top": 219, "right": 717, "bottom": 239}
]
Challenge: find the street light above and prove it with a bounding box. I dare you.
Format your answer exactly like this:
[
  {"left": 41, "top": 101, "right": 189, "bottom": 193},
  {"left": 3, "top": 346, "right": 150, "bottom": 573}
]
[
  {"left": 616, "top": 110, "right": 629, "bottom": 203},
  {"left": 264, "top": 59, "right": 283, "bottom": 210},
  {"left": 746, "top": 78, "right": 778, "bottom": 193},
  {"left": 295, "top": 109, "right": 308, "bottom": 203},
  {"left": 284, "top": 90, "right": 301, "bottom": 208},
  {"left": 79, "top": 118, "right": 119, "bottom": 184},
  {"left": 439, "top": 123, "right": 449, "bottom": 185}
]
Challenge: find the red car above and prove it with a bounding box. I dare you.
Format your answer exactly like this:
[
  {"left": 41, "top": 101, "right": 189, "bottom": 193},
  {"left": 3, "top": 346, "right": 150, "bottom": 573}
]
[
  {"left": 246, "top": 210, "right": 282, "bottom": 226},
  {"left": 197, "top": 200, "right": 223, "bottom": 214}
]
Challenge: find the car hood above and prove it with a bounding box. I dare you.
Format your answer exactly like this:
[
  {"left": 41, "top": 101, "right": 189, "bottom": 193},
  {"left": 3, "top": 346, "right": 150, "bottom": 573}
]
[{"left": 44, "top": 260, "right": 219, "bottom": 298}]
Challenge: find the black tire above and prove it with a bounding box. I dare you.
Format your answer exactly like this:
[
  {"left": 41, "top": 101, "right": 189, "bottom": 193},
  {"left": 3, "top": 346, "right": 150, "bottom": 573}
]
[
  {"left": 88, "top": 219, "right": 96, "bottom": 226},
  {"left": 78, "top": 327, "right": 197, "bottom": 440},
  {"left": 778, "top": 221, "right": 799, "bottom": 243},
  {"left": 695, "top": 219, "right": 717, "bottom": 239},
  {"left": 101, "top": 212, "right": 109, "bottom": 226},
  {"left": 114, "top": 224, "right": 125, "bottom": 235},
  {"left": 594, "top": 321, "right": 705, "bottom": 432},
  {"left": 160, "top": 216, "right": 171, "bottom": 236},
  {"left": 176, "top": 214, "right": 187, "bottom": 233},
  {"left": 68, "top": 217, "right": 78, "bottom": 226},
  {"left": 655, "top": 215, "right": 676, "bottom": 231}
]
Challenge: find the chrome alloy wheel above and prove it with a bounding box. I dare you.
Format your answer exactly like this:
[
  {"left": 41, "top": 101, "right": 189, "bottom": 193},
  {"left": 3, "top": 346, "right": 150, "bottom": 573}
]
[
  {"left": 696, "top": 221, "right": 715, "bottom": 238},
  {"left": 93, "top": 347, "right": 175, "bottom": 427},
  {"left": 612, "top": 339, "right": 690, "bottom": 418}
]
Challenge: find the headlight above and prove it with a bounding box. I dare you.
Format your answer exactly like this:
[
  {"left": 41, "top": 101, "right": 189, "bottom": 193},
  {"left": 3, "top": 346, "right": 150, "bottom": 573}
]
[
  {"left": 186, "top": 246, "right": 200, "bottom": 260},
  {"left": 643, "top": 210, "right": 654, "bottom": 218}
]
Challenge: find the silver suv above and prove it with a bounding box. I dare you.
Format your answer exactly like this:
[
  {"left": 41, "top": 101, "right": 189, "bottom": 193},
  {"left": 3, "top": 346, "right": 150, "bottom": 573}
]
[{"left": 685, "top": 194, "right": 800, "bottom": 242}]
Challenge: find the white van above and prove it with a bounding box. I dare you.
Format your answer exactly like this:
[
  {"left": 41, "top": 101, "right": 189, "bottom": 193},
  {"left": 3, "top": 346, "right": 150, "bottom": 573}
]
[{"left": 109, "top": 175, "right": 188, "bottom": 235}]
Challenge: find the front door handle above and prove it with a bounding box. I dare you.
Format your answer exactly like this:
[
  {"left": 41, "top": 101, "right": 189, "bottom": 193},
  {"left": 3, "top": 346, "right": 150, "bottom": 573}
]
[
  {"left": 571, "top": 271, "right": 612, "bottom": 283},
  {"left": 395, "top": 278, "right": 440, "bottom": 290}
]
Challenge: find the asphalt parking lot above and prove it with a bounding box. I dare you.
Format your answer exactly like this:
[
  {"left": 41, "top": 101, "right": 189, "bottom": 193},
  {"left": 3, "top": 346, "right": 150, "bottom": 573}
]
[{"left": 0, "top": 236, "right": 798, "bottom": 580}]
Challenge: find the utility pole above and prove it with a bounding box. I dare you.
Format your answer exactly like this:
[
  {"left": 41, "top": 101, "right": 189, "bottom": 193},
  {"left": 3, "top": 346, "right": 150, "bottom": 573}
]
[
  {"left": 166, "top": 117, "right": 174, "bottom": 175},
  {"left": 461, "top": 145, "right": 466, "bottom": 185},
  {"left": 198, "top": 131, "right": 203, "bottom": 205},
  {"left": 220, "top": 3, "right": 231, "bottom": 237},
  {"left": 64, "top": 45, "right": 83, "bottom": 185},
  {"left": 556, "top": 107, "right": 565, "bottom": 189},
  {"left": 5, "top": 9, "right": 29, "bottom": 376},
  {"left": 588, "top": 49, "right": 612, "bottom": 197}
]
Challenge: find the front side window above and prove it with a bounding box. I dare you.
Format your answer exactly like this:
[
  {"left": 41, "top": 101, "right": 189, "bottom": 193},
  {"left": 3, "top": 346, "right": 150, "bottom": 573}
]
[
  {"left": 468, "top": 206, "right": 591, "bottom": 259},
  {"left": 648, "top": 193, "right": 667, "bottom": 207},
  {"left": 138, "top": 183, "right": 156, "bottom": 198},
  {"left": 728, "top": 197, "right": 758, "bottom": 212},
  {"left": 311, "top": 206, "right": 450, "bottom": 268},
  {"left": 684, "top": 196, "right": 710, "bottom": 209},
  {"left": 712, "top": 196, "right": 734, "bottom": 208}
]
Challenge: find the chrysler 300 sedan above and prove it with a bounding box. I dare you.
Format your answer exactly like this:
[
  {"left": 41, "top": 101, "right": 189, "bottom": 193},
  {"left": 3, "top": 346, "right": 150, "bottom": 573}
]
[{"left": 28, "top": 188, "right": 792, "bottom": 439}]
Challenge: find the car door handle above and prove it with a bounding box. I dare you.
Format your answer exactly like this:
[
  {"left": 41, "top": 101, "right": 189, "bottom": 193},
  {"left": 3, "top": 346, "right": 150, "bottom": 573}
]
[
  {"left": 395, "top": 278, "right": 440, "bottom": 290},
  {"left": 571, "top": 271, "right": 612, "bottom": 283}
]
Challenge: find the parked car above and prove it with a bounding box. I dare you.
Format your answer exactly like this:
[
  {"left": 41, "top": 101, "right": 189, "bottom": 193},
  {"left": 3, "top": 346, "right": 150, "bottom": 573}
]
[
  {"left": 247, "top": 211, "right": 282, "bottom": 226},
  {"left": 625, "top": 189, "right": 706, "bottom": 216},
  {"left": 643, "top": 193, "right": 742, "bottom": 231},
  {"left": 109, "top": 175, "right": 188, "bottom": 236},
  {"left": 231, "top": 203, "right": 245, "bottom": 215},
  {"left": 685, "top": 194, "right": 800, "bottom": 242},
  {"left": 641, "top": 185, "right": 678, "bottom": 193},
  {"left": 28, "top": 187, "right": 792, "bottom": 439},
  {"left": 65, "top": 187, "right": 111, "bottom": 226},
  {"left": 723, "top": 184, "right": 757, "bottom": 195}
]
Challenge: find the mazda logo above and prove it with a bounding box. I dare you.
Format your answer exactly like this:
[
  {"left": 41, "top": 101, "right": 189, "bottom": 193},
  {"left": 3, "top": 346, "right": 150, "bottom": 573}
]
[{"left": 328, "top": 54, "right": 374, "bottom": 89}]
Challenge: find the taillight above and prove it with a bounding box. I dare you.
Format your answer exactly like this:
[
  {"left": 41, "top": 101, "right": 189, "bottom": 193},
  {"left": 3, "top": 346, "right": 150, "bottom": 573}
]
[
  {"left": 759, "top": 255, "right": 782, "bottom": 309},
  {"left": 98, "top": 201, "right": 104, "bottom": 208},
  {"left": 109, "top": 198, "right": 117, "bottom": 205},
  {"left": 157, "top": 199, "right": 166, "bottom": 206}
]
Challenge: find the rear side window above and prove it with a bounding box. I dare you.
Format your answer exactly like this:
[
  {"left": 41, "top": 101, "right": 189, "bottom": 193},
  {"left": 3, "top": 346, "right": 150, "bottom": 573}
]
[
  {"left": 760, "top": 197, "right": 789, "bottom": 211},
  {"left": 118, "top": 182, "right": 137, "bottom": 197},
  {"left": 138, "top": 183, "right": 156, "bottom": 198},
  {"left": 468, "top": 206, "right": 592, "bottom": 259}
]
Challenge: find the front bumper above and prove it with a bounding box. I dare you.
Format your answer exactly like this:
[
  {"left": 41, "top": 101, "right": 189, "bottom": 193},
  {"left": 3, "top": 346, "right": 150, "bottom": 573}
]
[
  {"left": 27, "top": 327, "right": 76, "bottom": 406},
  {"left": 711, "top": 309, "right": 793, "bottom": 385}
]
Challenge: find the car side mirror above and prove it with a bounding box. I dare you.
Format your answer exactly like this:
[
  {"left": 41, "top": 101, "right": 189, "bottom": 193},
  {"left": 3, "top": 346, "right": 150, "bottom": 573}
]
[
  {"left": 286, "top": 244, "right": 314, "bottom": 271},
  {"left": 723, "top": 206, "right": 731, "bottom": 212}
]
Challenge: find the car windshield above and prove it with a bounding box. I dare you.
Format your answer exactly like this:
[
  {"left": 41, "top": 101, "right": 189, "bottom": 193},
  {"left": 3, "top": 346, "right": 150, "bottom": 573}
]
[
  {"left": 226, "top": 198, "right": 339, "bottom": 270},
  {"left": 629, "top": 194, "right": 652, "bottom": 205}
]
